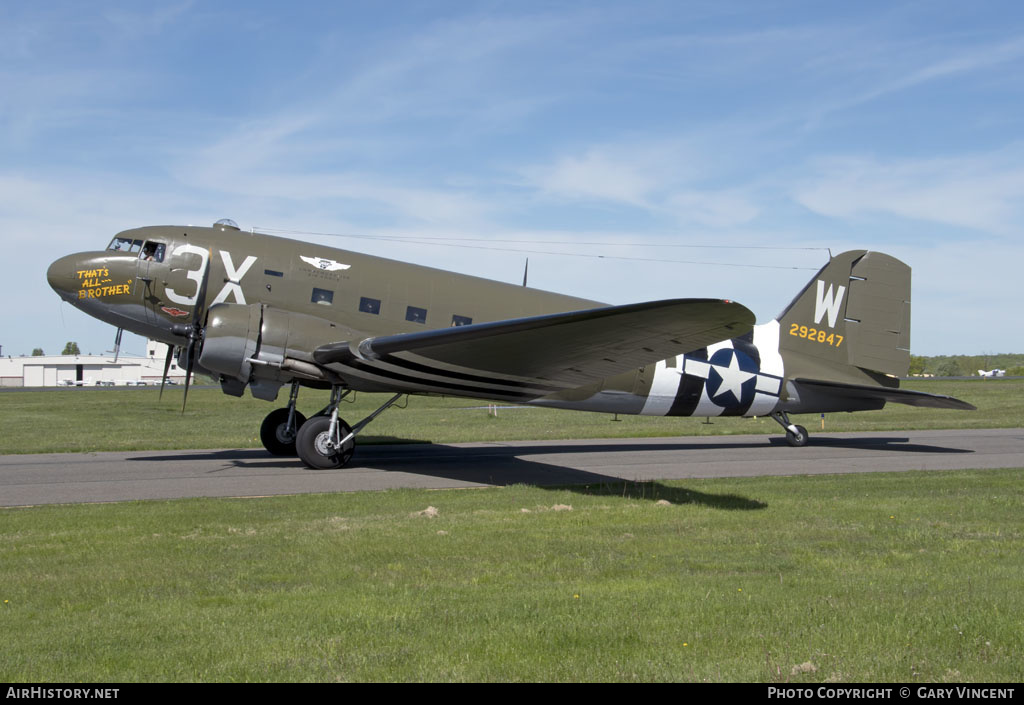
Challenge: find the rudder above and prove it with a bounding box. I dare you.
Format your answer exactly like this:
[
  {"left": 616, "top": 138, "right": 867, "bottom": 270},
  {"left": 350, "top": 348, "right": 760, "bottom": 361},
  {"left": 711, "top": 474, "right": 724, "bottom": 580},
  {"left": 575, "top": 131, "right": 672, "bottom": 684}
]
[{"left": 777, "top": 250, "right": 911, "bottom": 379}]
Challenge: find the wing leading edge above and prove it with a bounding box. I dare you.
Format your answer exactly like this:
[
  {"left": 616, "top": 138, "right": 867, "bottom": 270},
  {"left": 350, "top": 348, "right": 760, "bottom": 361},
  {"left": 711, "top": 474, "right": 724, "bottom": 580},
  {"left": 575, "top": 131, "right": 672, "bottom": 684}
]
[{"left": 313, "top": 299, "right": 755, "bottom": 396}]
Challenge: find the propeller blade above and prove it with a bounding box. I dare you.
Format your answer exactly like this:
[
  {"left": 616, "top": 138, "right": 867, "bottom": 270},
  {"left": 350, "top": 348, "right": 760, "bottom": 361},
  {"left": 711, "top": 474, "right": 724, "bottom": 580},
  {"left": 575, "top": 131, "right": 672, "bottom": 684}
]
[
  {"left": 159, "top": 344, "right": 174, "bottom": 401},
  {"left": 182, "top": 346, "right": 194, "bottom": 413},
  {"left": 112, "top": 327, "right": 123, "bottom": 363},
  {"left": 192, "top": 248, "right": 213, "bottom": 327},
  {"left": 181, "top": 249, "right": 213, "bottom": 414}
]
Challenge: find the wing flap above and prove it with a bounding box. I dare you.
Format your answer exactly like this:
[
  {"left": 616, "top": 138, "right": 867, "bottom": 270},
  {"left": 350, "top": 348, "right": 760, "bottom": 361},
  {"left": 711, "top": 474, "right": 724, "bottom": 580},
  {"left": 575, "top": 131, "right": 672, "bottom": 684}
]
[{"left": 315, "top": 299, "right": 755, "bottom": 389}]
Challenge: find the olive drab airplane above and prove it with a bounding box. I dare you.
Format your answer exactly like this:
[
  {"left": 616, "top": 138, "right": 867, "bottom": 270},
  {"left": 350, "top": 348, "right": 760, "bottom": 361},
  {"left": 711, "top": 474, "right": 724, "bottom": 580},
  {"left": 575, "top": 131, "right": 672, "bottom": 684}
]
[{"left": 47, "top": 219, "right": 975, "bottom": 469}]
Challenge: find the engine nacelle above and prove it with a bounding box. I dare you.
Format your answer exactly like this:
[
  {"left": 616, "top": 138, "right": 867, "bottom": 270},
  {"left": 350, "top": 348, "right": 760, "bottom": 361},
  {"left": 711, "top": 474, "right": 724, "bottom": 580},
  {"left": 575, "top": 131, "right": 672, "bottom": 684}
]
[{"left": 199, "top": 303, "right": 350, "bottom": 399}]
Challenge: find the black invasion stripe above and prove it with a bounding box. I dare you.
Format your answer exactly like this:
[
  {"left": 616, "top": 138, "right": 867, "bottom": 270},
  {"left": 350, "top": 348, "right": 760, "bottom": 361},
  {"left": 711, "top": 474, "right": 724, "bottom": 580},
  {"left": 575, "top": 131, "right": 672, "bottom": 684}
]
[
  {"left": 667, "top": 347, "right": 709, "bottom": 418},
  {"left": 378, "top": 353, "right": 564, "bottom": 394},
  {"left": 339, "top": 359, "right": 538, "bottom": 401},
  {"left": 668, "top": 374, "right": 705, "bottom": 417}
]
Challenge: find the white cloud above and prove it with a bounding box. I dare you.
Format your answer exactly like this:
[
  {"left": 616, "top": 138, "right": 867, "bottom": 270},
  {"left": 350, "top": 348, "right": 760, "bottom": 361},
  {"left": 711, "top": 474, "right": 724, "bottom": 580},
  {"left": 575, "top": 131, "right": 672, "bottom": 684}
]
[
  {"left": 523, "top": 149, "right": 660, "bottom": 207},
  {"left": 522, "top": 142, "right": 761, "bottom": 228},
  {"left": 666, "top": 190, "right": 760, "bottom": 228},
  {"left": 794, "top": 149, "right": 1024, "bottom": 234}
]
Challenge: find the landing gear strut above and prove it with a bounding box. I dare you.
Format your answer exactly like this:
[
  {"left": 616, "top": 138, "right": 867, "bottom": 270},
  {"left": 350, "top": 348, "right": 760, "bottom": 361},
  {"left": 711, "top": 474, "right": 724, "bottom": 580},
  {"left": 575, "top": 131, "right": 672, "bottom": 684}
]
[
  {"left": 259, "top": 381, "right": 307, "bottom": 456},
  {"left": 770, "top": 411, "right": 809, "bottom": 447},
  {"left": 295, "top": 389, "right": 404, "bottom": 469}
]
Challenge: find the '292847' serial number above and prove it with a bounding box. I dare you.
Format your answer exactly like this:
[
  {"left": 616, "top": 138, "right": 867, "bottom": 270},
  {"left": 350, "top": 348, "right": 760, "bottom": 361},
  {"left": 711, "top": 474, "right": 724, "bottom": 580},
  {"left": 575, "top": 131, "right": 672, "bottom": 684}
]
[{"left": 789, "top": 323, "right": 844, "bottom": 347}]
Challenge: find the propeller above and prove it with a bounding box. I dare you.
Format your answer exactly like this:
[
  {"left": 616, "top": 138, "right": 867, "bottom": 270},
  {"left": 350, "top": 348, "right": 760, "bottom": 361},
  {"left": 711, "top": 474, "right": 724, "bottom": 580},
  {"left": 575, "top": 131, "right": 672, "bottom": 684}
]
[
  {"left": 111, "top": 327, "right": 123, "bottom": 363},
  {"left": 158, "top": 343, "right": 175, "bottom": 401},
  {"left": 181, "top": 249, "right": 213, "bottom": 413}
]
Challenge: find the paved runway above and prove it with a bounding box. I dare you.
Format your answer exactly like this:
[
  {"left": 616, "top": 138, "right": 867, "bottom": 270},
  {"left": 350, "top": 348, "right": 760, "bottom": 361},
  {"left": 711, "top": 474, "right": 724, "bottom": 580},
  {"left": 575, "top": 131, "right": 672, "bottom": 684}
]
[{"left": 1, "top": 428, "right": 1022, "bottom": 507}]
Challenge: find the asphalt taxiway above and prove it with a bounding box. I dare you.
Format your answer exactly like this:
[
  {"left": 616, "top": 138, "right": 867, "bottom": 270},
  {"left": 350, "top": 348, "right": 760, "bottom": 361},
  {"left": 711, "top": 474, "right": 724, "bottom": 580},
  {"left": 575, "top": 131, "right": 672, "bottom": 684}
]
[{"left": 1, "top": 428, "right": 1022, "bottom": 507}]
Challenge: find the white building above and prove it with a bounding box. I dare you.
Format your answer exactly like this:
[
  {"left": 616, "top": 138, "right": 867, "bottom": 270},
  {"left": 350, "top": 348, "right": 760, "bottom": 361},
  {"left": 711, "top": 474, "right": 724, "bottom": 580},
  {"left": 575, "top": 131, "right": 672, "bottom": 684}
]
[{"left": 0, "top": 341, "right": 186, "bottom": 387}]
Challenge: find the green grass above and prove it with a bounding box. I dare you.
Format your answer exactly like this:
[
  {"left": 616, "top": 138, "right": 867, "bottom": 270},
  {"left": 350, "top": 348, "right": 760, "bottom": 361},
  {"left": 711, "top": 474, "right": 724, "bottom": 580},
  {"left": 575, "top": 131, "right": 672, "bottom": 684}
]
[
  {"left": 1, "top": 470, "right": 1022, "bottom": 682},
  {"left": 1, "top": 378, "right": 1020, "bottom": 455}
]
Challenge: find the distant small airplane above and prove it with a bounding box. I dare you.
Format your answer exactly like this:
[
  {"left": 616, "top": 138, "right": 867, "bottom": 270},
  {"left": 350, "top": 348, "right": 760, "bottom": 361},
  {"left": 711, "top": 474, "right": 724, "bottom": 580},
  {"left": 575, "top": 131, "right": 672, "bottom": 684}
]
[
  {"left": 47, "top": 220, "right": 975, "bottom": 469},
  {"left": 978, "top": 369, "right": 1006, "bottom": 378}
]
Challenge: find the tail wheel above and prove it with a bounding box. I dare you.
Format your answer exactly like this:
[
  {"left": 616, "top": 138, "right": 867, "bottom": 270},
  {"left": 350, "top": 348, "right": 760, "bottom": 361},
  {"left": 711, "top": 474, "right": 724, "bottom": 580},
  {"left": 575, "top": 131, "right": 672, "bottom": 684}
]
[
  {"left": 296, "top": 415, "right": 355, "bottom": 469},
  {"left": 259, "top": 408, "right": 307, "bottom": 456},
  {"left": 786, "top": 425, "right": 809, "bottom": 447}
]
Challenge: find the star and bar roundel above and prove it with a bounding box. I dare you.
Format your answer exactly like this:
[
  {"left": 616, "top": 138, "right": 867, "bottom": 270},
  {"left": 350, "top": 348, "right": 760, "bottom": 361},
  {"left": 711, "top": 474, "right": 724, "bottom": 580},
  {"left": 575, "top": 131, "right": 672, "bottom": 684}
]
[{"left": 646, "top": 337, "right": 783, "bottom": 418}]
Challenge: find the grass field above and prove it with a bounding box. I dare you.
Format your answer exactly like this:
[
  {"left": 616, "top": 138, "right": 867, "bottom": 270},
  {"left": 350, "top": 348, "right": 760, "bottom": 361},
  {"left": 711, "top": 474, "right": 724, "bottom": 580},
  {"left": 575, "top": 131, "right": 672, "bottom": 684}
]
[
  {"left": 0, "top": 378, "right": 1020, "bottom": 455},
  {"left": 1, "top": 379, "right": 1021, "bottom": 682},
  {"left": 1, "top": 470, "right": 1022, "bottom": 682}
]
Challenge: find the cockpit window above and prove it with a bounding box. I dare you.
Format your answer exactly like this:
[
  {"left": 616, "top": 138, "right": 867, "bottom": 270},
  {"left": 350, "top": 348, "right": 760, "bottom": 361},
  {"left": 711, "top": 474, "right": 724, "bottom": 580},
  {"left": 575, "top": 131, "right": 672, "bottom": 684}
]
[
  {"left": 140, "top": 241, "right": 165, "bottom": 263},
  {"left": 108, "top": 237, "right": 144, "bottom": 254}
]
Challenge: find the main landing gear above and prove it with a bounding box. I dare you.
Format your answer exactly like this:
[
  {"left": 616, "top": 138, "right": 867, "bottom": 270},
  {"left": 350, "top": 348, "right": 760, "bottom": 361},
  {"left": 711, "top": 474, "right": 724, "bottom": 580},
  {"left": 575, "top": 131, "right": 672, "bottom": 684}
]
[
  {"left": 259, "top": 382, "right": 307, "bottom": 456},
  {"left": 770, "top": 411, "right": 809, "bottom": 447},
  {"left": 258, "top": 382, "right": 405, "bottom": 469}
]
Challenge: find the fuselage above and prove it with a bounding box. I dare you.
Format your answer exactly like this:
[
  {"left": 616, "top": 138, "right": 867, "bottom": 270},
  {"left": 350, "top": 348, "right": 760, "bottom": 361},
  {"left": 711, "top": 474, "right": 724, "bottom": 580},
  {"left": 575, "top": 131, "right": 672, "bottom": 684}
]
[{"left": 47, "top": 221, "right": 788, "bottom": 418}]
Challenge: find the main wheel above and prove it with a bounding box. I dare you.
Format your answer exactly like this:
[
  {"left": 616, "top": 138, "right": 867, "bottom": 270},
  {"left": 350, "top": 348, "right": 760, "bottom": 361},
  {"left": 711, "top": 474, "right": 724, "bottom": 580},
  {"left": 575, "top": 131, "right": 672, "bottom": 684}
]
[
  {"left": 260, "top": 408, "right": 308, "bottom": 456},
  {"left": 296, "top": 415, "right": 355, "bottom": 469},
  {"left": 786, "top": 425, "right": 809, "bottom": 447}
]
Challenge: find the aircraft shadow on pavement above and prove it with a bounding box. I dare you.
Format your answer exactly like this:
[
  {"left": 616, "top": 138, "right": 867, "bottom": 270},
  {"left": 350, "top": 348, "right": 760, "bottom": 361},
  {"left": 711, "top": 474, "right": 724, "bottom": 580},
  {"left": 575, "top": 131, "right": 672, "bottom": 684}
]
[
  {"left": 127, "top": 434, "right": 972, "bottom": 468},
  {"left": 127, "top": 434, "right": 971, "bottom": 509},
  {"left": 766, "top": 436, "right": 974, "bottom": 454},
  {"left": 128, "top": 443, "right": 768, "bottom": 509}
]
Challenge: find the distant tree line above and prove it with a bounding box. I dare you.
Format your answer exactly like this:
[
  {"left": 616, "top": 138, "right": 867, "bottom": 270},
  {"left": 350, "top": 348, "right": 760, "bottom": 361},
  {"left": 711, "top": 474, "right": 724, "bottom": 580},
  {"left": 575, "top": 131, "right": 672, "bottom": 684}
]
[
  {"left": 909, "top": 354, "right": 1024, "bottom": 377},
  {"left": 27, "top": 342, "right": 81, "bottom": 357}
]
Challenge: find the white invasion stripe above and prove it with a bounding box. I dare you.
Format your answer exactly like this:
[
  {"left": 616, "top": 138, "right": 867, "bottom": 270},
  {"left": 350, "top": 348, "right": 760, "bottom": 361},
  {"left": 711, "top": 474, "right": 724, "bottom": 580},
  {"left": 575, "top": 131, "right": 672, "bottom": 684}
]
[
  {"left": 640, "top": 359, "right": 682, "bottom": 417},
  {"left": 397, "top": 351, "right": 576, "bottom": 388},
  {"left": 752, "top": 320, "right": 785, "bottom": 416},
  {"left": 367, "top": 357, "right": 555, "bottom": 396},
  {"left": 693, "top": 385, "right": 724, "bottom": 417},
  {"left": 332, "top": 363, "right": 537, "bottom": 400},
  {"left": 707, "top": 340, "right": 734, "bottom": 356},
  {"left": 747, "top": 392, "right": 778, "bottom": 417},
  {"left": 753, "top": 320, "right": 784, "bottom": 377}
]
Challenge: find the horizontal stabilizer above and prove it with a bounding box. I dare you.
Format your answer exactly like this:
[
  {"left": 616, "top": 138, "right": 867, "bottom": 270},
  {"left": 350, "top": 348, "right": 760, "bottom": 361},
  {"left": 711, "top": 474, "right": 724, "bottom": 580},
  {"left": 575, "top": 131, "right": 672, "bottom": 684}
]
[
  {"left": 793, "top": 378, "right": 976, "bottom": 411},
  {"left": 315, "top": 299, "right": 755, "bottom": 390}
]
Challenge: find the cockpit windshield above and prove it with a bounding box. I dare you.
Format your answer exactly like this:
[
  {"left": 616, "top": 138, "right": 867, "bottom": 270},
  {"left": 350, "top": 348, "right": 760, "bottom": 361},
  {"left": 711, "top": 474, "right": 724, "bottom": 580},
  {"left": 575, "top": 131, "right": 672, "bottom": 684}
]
[
  {"left": 108, "top": 237, "right": 143, "bottom": 254},
  {"left": 107, "top": 237, "right": 165, "bottom": 263}
]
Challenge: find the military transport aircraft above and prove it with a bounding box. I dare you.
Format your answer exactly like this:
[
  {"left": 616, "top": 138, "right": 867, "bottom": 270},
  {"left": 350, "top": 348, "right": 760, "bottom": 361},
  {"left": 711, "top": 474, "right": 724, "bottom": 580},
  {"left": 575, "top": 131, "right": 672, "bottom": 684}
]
[{"left": 47, "top": 219, "right": 974, "bottom": 469}]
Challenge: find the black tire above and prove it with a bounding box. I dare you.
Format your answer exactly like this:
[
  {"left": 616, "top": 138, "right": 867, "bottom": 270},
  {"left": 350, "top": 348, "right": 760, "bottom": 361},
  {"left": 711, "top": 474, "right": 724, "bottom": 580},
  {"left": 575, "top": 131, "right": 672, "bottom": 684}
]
[
  {"left": 786, "top": 425, "right": 809, "bottom": 447},
  {"left": 259, "top": 408, "right": 307, "bottom": 456},
  {"left": 296, "top": 415, "right": 355, "bottom": 469}
]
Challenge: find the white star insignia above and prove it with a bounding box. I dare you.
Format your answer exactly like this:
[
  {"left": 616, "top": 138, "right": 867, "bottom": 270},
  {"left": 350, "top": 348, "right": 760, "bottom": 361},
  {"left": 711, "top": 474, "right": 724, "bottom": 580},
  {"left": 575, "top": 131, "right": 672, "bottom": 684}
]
[{"left": 711, "top": 352, "right": 755, "bottom": 404}]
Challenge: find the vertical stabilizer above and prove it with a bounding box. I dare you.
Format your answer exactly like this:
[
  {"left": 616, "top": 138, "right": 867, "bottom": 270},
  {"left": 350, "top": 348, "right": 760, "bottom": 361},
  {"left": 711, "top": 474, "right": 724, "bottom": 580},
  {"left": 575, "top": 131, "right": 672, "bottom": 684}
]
[{"left": 778, "top": 250, "right": 911, "bottom": 380}]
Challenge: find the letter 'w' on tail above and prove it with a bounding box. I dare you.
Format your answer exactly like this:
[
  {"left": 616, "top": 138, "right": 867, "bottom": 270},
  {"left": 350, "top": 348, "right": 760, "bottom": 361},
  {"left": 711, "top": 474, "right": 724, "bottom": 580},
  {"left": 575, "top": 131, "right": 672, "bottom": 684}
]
[
  {"left": 813, "top": 280, "right": 846, "bottom": 328},
  {"left": 777, "top": 250, "right": 911, "bottom": 381}
]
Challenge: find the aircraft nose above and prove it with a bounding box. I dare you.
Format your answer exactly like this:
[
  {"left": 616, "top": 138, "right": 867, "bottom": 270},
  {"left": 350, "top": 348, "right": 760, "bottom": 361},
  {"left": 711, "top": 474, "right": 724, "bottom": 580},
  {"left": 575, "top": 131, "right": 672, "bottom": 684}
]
[{"left": 47, "top": 254, "right": 82, "bottom": 301}]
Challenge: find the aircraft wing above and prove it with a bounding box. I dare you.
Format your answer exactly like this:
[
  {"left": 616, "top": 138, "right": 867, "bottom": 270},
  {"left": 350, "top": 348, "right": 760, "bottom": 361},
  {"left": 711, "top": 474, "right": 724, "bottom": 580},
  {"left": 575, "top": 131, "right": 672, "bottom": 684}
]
[
  {"left": 313, "top": 299, "right": 754, "bottom": 394},
  {"left": 792, "top": 378, "right": 977, "bottom": 410}
]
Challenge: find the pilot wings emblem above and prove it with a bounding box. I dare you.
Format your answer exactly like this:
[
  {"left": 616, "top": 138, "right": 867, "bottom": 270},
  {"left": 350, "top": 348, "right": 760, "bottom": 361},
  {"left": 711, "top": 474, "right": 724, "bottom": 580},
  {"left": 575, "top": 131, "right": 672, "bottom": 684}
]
[{"left": 300, "top": 255, "right": 351, "bottom": 271}]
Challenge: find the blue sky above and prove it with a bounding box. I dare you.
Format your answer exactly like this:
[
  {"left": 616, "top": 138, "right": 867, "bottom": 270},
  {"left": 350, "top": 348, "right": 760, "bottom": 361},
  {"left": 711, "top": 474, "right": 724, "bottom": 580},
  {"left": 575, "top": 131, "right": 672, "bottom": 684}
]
[{"left": 3, "top": 1, "right": 1024, "bottom": 358}]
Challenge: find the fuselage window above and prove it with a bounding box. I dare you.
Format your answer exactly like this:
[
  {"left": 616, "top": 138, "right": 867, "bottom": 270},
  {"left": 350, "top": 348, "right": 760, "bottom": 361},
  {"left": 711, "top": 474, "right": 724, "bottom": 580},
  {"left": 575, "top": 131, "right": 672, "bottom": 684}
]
[
  {"left": 140, "top": 242, "right": 165, "bottom": 263},
  {"left": 359, "top": 297, "right": 381, "bottom": 315},
  {"left": 406, "top": 306, "right": 427, "bottom": 324},
  {"left": 312, "top": 288, "right": 334, "bottom": 305},
  {"left": 451, "top": 315, "right": 473, "bottom": 327},
  {"left": 108, "top": 237, "right": 143, "bottom": 254}
]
